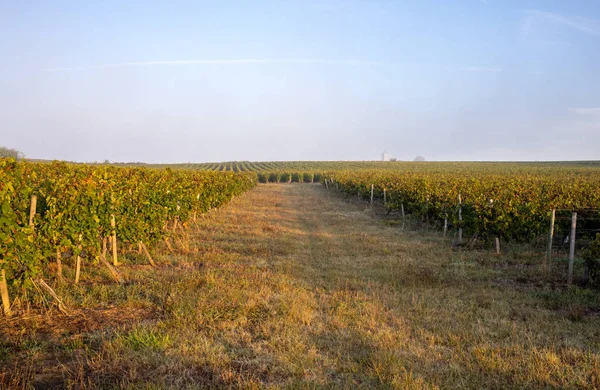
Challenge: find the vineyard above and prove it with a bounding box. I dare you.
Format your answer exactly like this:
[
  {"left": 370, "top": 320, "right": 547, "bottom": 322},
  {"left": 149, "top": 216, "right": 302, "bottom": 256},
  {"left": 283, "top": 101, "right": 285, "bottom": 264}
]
[
  {"left": 0, "top": 159, "right": 256, "bottom": 315},
  {"left": 322, "top": 166, "right": 600, "bottom": 285},
  {"left": 2, "top": 159, "right": 600, "bottom": 388},
  {"left": 324, "top": 169, "right": 600, "bottom": 240}
]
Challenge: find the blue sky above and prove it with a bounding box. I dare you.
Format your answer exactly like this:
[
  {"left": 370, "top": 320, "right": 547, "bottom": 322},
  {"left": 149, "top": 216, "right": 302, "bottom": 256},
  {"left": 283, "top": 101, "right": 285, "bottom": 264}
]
[{"left": 1, "top": 0, "right": 599, "bottom": 162}]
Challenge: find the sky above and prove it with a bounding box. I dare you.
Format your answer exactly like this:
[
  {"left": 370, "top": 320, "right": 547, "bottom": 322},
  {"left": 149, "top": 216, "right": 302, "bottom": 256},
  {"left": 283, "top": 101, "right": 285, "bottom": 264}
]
[{"left": 1, "top": 0, "right": 599, "bottom": 163}]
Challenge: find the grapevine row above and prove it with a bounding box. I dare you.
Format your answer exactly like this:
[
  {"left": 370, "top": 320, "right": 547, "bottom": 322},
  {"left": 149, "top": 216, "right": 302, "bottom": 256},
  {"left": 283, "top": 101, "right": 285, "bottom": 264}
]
[
  {"left": 0, "top": 159, "right": 257, "bottom": 292},
  {"left": 323, "top": 170, "right": 600, "bottom": 242}
]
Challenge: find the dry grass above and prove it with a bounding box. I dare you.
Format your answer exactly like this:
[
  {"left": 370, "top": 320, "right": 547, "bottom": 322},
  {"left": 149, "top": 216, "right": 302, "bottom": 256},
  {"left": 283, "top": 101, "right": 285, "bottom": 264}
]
[{"left": 1, "top": 184, "right": 599, "bottom": 389}]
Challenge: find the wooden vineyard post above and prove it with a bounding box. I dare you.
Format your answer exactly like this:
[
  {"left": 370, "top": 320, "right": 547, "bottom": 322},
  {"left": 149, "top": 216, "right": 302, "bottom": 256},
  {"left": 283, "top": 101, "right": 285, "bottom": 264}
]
[
  {"left": 495, "top": 237, "right": 501, "bottom": 255},
  {"left": 370, "top": 184, "right": 374, "bottom": 206},
  {"left": 546, "top": 209, "right": 556, "bottom": 273},
  {"left": 98, "top": 254, "right": 125, "bottom": 284},
  {"left": 139, "top": 241, "right": 157, "bottom": 266},
  {"left": 425, "top": 196, "right": 430, "bottom": 226},
  {"left": 177, "top": 223, "right": 190, "bottom": 252},
  {"left": 458, "top": 194, "right": 463, "bottom": 245},
  {"left": 75, "top": 234, "right": 82, "bottom": 284},
  {"left": 56, "top": 248, "right": 63, "bottom": 281},
  {"left": 35, "top": 279, "right": 69, "bottom": 316},
  {"left": 567, "top": 212, "right": 577, "bottom": 285},
  {"left": 325, "top": 179, "right": 329, "bottom": 191},
  {"left": 102, "top": 236, "right": 108, "bottom": 259},
  {"left": 164, "top": 238, "right": 174, "bottom": 252},
  {"left": 111, "top": 215, "right": 119, "bottom": 266},
  {"left": 1, "top": 269, "right": 11, "bottom": 317},
  {"left": 29, "top": 195, "right": 37, "bottom": 228},
  {"left": 401, "top": 203, "right": 406, "bottom": 230},
  {"left": 383, "top": 189, "right": 387, "bottom": 206},
  {"left": 357, "top": 190, "right": 360, "bottom": 201}
]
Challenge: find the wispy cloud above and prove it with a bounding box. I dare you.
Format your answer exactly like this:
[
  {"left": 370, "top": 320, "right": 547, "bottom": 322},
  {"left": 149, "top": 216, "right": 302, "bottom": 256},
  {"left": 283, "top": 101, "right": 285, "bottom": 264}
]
[
  {"left": 568, "top": 107, "right": 600, "bottom": 128},
  {"left": 569, "top": 107, "right": 600, "bottom": 116},
  {"left": 464, "top": 67, "right": 502, "bottom": 72},
  {"left": 522, "top": 11, "right": 600, "bottom": 38},
  {"left": 44, "top": 58, "right": 380, "bottom": 71}
]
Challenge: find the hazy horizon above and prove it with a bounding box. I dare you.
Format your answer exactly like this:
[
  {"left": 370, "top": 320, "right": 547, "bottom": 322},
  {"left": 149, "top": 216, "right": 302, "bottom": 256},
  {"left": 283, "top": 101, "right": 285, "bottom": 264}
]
[{"left": 2, "top": 1, "right": 599, "bottom": 163}]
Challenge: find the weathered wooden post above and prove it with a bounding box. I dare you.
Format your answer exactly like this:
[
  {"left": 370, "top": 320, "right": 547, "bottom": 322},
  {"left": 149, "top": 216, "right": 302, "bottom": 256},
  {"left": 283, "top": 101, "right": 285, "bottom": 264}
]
[
  {"left": 29, "top": 195, "right": 37, "bottom": 228},
  {"left": 111, "top": 215, "right": 119, "bottom": 266},
  {"left": 567, "top": 212, "right": 577, "bottom": 285},
  {"left": 546, "top": 209, "right": 556, "bottom": 273},
  {"left": 495, "top": 237, "right": 501, "bottom": 255},
  {"left": 0, "top": 270, "right": 10, "bottom": 317},
  {"left": 370, "top": 184, "right": 374, "bottom": 206},
  {"left": 75, "top": 234, "right": 82, "bottom": 284},
  {"left": 56, "top": 248, "right": 63, "bottom": 281},
  {"left": 383, "top": 189, "right": 387, "bottom": 206},
  {"left": 139, "top": 241, "right": 156, "bottom": 266},
  {"left": 458, "top": 194, "right": 463, "bottom": 245}
]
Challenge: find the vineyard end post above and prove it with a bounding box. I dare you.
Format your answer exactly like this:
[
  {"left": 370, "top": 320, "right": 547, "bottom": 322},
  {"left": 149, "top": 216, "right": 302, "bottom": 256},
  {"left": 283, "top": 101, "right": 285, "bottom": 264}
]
[
  {"left": 567, "top": 212, "right": 577, "bottom": 285},
  {"left": 458, "top": 194, "right": 463, "bottom": 245},
  {"left": 0, "top": 269, "right": 11, "bottom": 317},
  {"left": 546, "top": 209, "right": 556, "bottom": 275}
]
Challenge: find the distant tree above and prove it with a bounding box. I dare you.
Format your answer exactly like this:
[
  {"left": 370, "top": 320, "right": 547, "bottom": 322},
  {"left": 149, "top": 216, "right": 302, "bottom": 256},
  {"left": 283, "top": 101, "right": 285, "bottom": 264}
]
[
  {"left": 0, "top": 146, "right": 25, "bottom": 160},
  {"left": 413, "top": 156, "right": 425, "bottom": 162}
]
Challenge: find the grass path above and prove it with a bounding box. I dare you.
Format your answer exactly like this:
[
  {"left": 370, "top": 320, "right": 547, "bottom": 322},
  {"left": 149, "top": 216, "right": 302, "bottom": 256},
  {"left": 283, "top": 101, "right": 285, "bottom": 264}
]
[{"left": 2, "top": 184, "right": 599, "bottom": 389}]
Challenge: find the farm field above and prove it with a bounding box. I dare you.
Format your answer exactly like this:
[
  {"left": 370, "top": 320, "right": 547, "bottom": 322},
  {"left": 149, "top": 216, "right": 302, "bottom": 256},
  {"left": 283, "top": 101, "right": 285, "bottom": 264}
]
[
  {"left": 2, "top": 183, "right": 599, "bottom": 388},
  {"left": 137, "top": 160, "right": 600, "bottom": 173}
]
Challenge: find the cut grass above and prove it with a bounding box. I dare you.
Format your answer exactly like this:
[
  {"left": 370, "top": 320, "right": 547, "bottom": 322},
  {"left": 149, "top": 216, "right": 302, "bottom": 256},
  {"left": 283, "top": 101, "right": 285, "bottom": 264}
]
[{"left": 1, "top": 184, "right": 599, "bottom": 389}]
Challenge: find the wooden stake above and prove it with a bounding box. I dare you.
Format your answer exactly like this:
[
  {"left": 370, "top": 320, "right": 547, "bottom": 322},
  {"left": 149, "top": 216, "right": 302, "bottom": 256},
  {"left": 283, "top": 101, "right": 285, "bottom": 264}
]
[
  {"left": 495, "top": 237, "right": 501, "bottom": 255},
  {"left": 383, "top": 189, "right": 387, "bottom": 206},
  {"left": 102, "top": 236, "right": 108, "bottom": 259},
  {"left": 29, "top": 195, "right": 37, "bottom": 228},
  {"left": 546, "top": 209, "right": 556, "bottom": 273},
  {"left": 56, "top": 248, "right": 63, "bottom": 281},
  {"left": 567, "top": 212, "right": 577, "bottom": 285},
  {"left": 35, "top": 278, "right": 69, "bottom": 316},
  {"left": 370, "top": 184, "right": 374, "bottom": 206},
  {"left": 443, "top": 215, "right": 448, "bottom": 237},
  {"left": 98, "top": 254, "right": 125, "bottom": 284},
  {"left": 325, "top": 179, "right": 329, "bottom": 191},
  {"left": 139, "top": 241, "right": 156, "bottom": 266},
  {"left": 164, "top": 238, "right": 174, "bottom": 252},
  {"left": 111, "top": 215, "right": 119, "bottom": 266},
  {"left": 401, "top": 203, "right": 405, "bottom": 219},
  {"left": 75, "top": 235, "right": 82, "bottom": 284},
  {"left": 458, "top": 194, "right": 463, "bottom": 245},
  {"left": 75, "top": 256, "right": 81, "bottom": 284},
  {"left": 1, "top": 269, "right": 11, "bottom": 317},
  {"left": 177, "top": 223, "right": 190, "bottom": 252}
]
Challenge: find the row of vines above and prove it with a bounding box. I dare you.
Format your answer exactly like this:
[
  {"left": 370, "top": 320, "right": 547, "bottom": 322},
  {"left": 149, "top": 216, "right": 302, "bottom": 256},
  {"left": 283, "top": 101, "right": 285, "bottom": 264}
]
[
  {"left": 324, "top": 170, "right": 600, "bottom": 243},
  {"left": 0, "top": 159, "right": 257, "bottom": 309}
]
